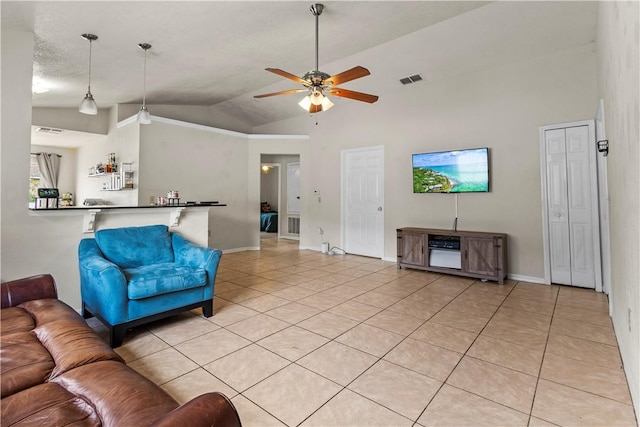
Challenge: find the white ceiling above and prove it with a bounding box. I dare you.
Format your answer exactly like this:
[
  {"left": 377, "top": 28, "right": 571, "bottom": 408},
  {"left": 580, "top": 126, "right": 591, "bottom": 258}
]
[{"left": 2, "top": 1, "right": 597, "bottom": 129}]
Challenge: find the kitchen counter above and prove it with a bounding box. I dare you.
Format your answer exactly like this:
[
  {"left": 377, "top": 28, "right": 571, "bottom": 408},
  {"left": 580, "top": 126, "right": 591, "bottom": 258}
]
[
  {"left": 29, "top": 203, "right": 226, "bottom": 210},
  {"left": 29, "top": 204, "right": 225, "bottom": 238}
]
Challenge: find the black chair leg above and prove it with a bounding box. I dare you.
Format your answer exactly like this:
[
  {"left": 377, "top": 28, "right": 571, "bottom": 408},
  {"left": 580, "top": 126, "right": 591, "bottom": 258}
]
[
  {"left": 82, "top": 303, "right": 94, "bottom": 319},
  {"left": 110, "top": 325, "right": 127, "bottom": 348},
  {"left": 202, "top": 299, "right": 213, "bottom": 318}
]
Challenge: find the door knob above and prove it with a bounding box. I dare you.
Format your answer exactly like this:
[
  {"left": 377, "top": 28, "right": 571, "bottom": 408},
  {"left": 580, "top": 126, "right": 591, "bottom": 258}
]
[{"left": 378, "top": 207, "right": 383, "bottom": 212}]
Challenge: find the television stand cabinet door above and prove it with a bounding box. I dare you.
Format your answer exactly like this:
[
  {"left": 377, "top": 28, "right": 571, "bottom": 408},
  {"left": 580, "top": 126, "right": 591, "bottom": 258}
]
[
  {"left": 397, "top": 230, "right": 425, "bottom": 268},
  {"left": 461, "top": 234, "right": 508, "bottom": 284},
  {"left": 397, "top": 228, "right": 508, "bottom": 284}
]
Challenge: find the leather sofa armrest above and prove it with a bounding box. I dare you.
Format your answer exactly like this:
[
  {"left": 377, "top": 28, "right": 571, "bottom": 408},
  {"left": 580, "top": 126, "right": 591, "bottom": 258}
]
[
  {"left": 150, "top": 392, "right": 242, "bottom": 427},
  {"left": 1, "top": 274, "right": 58, "bottom": 308}
]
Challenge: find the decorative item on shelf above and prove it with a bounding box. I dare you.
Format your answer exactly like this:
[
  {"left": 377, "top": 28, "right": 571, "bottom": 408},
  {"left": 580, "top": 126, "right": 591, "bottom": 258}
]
[
  {"left": 166, "top": 190, "right": 180, "bottom": 206},
  {"left": 121, "top": 162, "right": 134, "bottom": 188},
  {"left": 60, "top": 192, "right": 74, "bottom": 207},
  {"left": 34, "top": 188, "right": 59, "bottom": 209}
]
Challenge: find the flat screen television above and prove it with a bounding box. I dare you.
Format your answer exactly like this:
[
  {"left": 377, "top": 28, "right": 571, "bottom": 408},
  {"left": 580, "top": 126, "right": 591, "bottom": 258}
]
[{"left": 412, "top": 147, "right": 489, "bottom": 193}]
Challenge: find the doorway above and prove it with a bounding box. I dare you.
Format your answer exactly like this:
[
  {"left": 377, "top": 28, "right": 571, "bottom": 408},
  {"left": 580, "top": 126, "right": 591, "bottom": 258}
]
[
  {"left": 540, "top": 120, "right": 602, "bottom": 289},
  {"left": 260, "top": 162, "right": 281, "bottom": 239},
  {"left": 341, "top": 146, "right": 384, "bottom": 258},
  {"left": 260, "top": 154, "right": 300, "bottom": 245}
]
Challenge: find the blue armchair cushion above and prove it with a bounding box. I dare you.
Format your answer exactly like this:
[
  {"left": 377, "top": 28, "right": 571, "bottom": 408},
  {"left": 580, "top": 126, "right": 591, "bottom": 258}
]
[
  {"left": 124, "top": 263, "right": 207, "bottom": 300},
  {"left": 94, "top": 224, "right": 174, "bottom": 268}
]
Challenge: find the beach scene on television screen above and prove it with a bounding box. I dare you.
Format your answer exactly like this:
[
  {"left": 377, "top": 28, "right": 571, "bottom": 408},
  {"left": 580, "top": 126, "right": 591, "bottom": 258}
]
[{"left": 413, "top": 148, "right": 489, "bottom": 193}]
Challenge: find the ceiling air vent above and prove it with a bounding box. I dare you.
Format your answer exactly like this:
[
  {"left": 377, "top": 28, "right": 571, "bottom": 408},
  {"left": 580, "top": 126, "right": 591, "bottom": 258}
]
[
  {"left": 399, "top": 74, "right": 423, "bottom": 85},
  {"left": 36, "top": 127, "right": 63, "bottom": 134}
]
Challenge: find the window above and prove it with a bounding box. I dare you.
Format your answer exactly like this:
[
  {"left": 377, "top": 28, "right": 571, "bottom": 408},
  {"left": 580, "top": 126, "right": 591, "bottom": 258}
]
[{"left": 29, "top": 155, "right": 41, "bottom": 203}]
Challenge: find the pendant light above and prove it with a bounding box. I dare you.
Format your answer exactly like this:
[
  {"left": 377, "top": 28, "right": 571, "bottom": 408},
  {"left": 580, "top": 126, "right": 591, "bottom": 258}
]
[
  {"left": 137, "top": 43, "right": 152, "bottom": 124},
  {"left": 79, "top": 34, "right": 98, "bottom": 115}
]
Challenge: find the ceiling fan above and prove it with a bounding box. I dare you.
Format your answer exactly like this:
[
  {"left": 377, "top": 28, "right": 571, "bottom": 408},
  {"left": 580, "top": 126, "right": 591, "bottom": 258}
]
[{"left": 254, "top": 3, "right": 379, "bottom": 113}]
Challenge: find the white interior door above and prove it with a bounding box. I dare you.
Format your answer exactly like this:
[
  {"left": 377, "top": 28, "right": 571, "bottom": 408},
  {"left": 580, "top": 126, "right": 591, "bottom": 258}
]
[
  {"left": 544, "top": 124, "right": 599, "bottom": 289},
  {"left": 341, "top": 146, "right": 384, "bottom": 258},
  {"left": 545, "top": 128, "right": 572, "bottom": 285},
  {"left": 287, "top": 162, "right": 300, "bottom": 214}
]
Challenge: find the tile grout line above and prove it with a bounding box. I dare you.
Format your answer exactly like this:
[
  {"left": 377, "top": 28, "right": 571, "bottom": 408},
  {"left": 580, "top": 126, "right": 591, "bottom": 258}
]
[{"left": 111, "top": 242, "right": 633, "bottom": 426}]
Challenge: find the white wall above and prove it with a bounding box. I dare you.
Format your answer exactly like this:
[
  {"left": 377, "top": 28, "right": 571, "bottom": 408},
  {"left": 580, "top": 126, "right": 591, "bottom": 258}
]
[
  {"left": 1, "top": 29, "right": 89, "bottom": 306},
  {"left": 32, "top": 107, "right": 109, "bottom": 135},
  {"left": 137, "top": 120, "right": 253, "bottom": 251},
  {"left": 597, "top": 0, "right": 640, "bottom": 415},
  {"left": 256, "top": 43, "right": 598, "bottom": 280}
]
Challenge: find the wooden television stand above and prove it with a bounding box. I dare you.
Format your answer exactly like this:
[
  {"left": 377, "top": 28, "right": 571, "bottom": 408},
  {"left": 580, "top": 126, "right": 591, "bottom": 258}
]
[{"left": 397, "top": 227, "right": 508, "bottom": 284}]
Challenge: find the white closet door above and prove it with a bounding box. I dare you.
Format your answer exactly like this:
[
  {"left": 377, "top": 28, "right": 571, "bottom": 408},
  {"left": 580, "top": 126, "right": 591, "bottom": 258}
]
[
  {"left": 565, "top": 126, "right": 595, "bottom": 288},
  {"left": 545, "top": 128, "right": 572, "bottom": 285},
  {"left": 545, "top": 125, "right": 595, "bottom": 288}
]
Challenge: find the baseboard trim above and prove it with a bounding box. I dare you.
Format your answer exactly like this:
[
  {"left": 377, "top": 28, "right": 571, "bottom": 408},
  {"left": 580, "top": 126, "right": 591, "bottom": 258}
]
[
  {"left": 507, "top": 273, "right": 547, "bottom": 284},
  {"left": 222, "top": 246, "right": 260, "bottom": 254}
]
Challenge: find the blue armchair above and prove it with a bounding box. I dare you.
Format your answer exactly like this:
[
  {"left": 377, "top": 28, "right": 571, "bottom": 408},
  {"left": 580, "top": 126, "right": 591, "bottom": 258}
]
[{"left": 78, "top": 224, "right": 221, "bottom": 347}]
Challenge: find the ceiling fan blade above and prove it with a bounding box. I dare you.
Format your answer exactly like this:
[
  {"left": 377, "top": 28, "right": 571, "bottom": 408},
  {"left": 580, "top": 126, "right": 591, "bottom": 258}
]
[
  {"left": 265, "top": 68, "right": 311, "bottom": 86},
  {"left": 328, "top": 88, "right": 379, "bottom": 103},
  {"left": 325, "top": 66, "right": 371, "bottom": 86},
  {"left": 254, "top": 89, "right": 308, "bottom": 99}
]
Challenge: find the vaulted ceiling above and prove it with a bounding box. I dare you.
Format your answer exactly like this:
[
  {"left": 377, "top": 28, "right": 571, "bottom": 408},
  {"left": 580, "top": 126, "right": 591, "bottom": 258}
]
[{"left": 2, "top": 1, "right": 597, "bottom": 128}]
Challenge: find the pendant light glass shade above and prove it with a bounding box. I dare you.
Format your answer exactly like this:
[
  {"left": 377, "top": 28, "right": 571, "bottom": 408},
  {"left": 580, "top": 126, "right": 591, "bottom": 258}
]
[
  {"left": 79, "top": 92, "right": 98, "bottom": 115},
  {"left": 298, "top": 95, "right": 312, "bottom": 111},
  {"left": 298, "top": 89, "right": 333, "bottom": 113},
  {"left": 137, "top": 43, "right": 152, "bottom": 124},
  {"left": 79, "top": 34, "right": 98, "bottom": 115},
  {"left": 137, "top": 106, "right": 151, "bottom": 124},
  {"left": 320, "top": 95, "right": 334, "bottom": 111}
]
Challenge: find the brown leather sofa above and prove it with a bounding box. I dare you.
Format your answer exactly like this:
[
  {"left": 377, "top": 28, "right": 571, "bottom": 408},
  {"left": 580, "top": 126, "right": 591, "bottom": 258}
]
[{"left": 1, "top": 274, "right": 242, "bottom": 427}]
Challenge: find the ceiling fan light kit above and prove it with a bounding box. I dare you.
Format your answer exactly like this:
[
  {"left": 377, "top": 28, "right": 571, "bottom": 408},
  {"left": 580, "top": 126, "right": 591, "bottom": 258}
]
[
  {"left": 137, "top": 42, "right": 152, "bottom": 125},
  {"left": 79, "top": 33, "right": 98, "bottom": 115},
  {"left": 254, "top": 3, "right": 378, "bottom": 114}
]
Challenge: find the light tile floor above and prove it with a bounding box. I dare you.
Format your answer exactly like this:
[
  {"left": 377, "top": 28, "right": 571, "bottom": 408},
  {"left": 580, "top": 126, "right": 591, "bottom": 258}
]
[{"left": 89, "top": 238, "right": 638, "bottom": 426}]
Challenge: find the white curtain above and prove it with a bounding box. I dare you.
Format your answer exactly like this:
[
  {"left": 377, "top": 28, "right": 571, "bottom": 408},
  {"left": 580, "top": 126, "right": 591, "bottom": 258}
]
[{"left": 35, "top": 153, "right": 61, "bottom": 188}]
